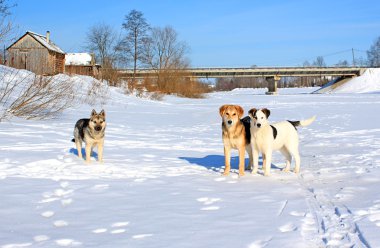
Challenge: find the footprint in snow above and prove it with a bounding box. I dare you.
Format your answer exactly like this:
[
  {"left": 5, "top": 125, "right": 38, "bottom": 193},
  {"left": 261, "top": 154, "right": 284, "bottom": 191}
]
[
  {"left": 133, "top": 234, "right": 153, "bottom": 239},
  {"left": 197, "top": 197, "right": 221, "bottom": 211},
  {"left": 41, "top": 211, "right": 55, "bottom": 218},
  {"left": 54, "top": 220, "right": 69, "bottom": 227},
  {"left": 34, "top": 235, "right": 50, "bottom": 242},
  {"left": 92, "top": 228, "right": 108, "bottom": 234},
  {"left": 111, "top": 222, "right": 129, "bottom": 228},
  {"left": 278, "top": 222, "right": 297, "bottom": 232},
  {"left": 55, "top": 239, "right": 82, "bottom": 247},
  {"left": 111, "top": 229, "right": 126, "bottom": 234},
  {"left": 248, "top": 238, "right": 272, "bottom": 248}
]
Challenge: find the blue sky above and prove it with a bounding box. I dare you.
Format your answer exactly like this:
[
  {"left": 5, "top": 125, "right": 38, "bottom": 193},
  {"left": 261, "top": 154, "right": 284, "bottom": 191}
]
[{"left": 9, "top": 0, "right": 380, "bottom": 67}]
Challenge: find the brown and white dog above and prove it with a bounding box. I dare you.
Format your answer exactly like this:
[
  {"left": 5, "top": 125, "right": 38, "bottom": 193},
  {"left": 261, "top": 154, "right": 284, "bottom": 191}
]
[
  {"left": 249, "top": 108, "right": 315, "bottom": 176},
  {"left": 219, "top": 105, "right": 253, "bottom": 176}
]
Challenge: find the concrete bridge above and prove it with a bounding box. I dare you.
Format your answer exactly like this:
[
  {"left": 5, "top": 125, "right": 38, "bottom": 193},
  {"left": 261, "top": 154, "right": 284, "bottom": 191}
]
[{"left": 118, "top": 67, "right": 366, "bottom": 94}]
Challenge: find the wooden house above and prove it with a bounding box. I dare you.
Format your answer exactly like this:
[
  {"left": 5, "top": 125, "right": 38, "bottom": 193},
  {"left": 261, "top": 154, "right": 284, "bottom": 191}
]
[
  {"left": 65, "top": 53, "right": 101, "bottom": 78},
  {"left": 6, "top": 31, "right": 65, "bottom": 75}
]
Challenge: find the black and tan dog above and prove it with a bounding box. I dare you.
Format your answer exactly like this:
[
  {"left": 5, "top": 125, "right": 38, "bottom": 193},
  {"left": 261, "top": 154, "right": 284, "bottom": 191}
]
[
  {"left": 72, "top": 109, "right": 106, "bottom": 163},
  {"left": 219, "top": 105, "right": 252, "bottom": 176}
]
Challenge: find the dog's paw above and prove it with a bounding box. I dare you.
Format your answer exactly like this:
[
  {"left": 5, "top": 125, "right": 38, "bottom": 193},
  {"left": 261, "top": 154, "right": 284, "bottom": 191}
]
[
  {"left": 282, "top": 167, "right": 290, "bottom": 172},
  {"left": 222, "top": 171, "right": 230, "bottom": 176},
  {"left": 238, "top": 171, "right": 245, "bottom": 177}
]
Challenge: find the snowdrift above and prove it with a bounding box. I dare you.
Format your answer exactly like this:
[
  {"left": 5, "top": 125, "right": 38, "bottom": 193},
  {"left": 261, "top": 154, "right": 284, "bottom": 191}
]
[{"left": 315, "top": 68, "right": 380, "bottom": 94}]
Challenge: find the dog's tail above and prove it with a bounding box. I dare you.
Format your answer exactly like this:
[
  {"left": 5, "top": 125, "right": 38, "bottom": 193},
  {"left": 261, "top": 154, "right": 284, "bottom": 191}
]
[
  {"left": 288, "top": 116, "right": 316, "bottom": 128},
  {"left": 71, "top": 138, "right": 75, "bottom": 142}
]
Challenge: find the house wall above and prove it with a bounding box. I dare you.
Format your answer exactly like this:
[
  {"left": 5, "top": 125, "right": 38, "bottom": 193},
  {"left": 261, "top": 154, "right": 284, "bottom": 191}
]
[
  {"left": 7, "top": 34, "right": 64, "bottom": 75},
  {"left": 65, "top": 65, "right": 100, "bottom": 78}
]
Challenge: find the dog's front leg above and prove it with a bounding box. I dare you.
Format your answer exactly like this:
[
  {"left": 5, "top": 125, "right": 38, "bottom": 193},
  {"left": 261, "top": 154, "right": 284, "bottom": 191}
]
[
  {"left": 223, "top": 146, "right": 231, "bottom": 176},
  {"left": 98, "top": 141, "right": 104, "bottom": 163},
  {"left": 264, "top": 150, "right": 272, "bottom": 176},
  {"left": 252, "top": 147, "right": 259, "bottom": 174},
  {"left": 238, "top": 147, "right": 245, "bottom": 176},
  {"left": 85, "top": 143, "right": 92, "bottom": 163}
]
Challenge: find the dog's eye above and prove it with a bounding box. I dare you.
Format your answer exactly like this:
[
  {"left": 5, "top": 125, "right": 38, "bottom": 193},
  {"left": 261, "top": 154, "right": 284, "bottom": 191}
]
[
  {"left": 226, "top": 113, "right": 229, "bottom": 116},
  {"left": 232, "top": 113, "right": 236, "bottom": 116},
  {"left": 261, "top": 117, "right": 264, "bottom": 119},
  {"left": 100, "top": 121, "right": 103, "bottom": 124}
]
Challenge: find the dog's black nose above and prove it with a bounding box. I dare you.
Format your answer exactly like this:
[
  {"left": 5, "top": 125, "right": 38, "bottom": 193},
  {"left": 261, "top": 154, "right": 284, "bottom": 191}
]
[
  {"left": 257, "top": 123, "right": 261, "bottom": 128},
  {"left": 227, "top": 120, "right": 232, "bottom": 125},
  {"left": 95, "top": 126, "right": 102, "bottom": 131}
]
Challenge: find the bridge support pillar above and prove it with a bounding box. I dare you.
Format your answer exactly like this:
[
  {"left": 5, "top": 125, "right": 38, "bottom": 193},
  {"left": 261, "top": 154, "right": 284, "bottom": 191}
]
[{"left": 265, "top": 76, "right": 280, "bottom": 95}]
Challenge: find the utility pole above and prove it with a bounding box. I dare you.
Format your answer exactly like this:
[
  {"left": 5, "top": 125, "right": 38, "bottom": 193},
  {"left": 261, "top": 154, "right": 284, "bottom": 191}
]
[{"left": 352, "top": 48, "right": 355, "bottom": 66}]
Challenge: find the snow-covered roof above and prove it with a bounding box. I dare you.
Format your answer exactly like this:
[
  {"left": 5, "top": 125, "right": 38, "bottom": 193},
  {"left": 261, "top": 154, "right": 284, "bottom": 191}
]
[
  {"left": 65, "top": 53, "right": 93, "bottom": 66},
  {"left": 27, "top": 31, "right": 65, "bottom": 54},
  {"left": 7, "top": 31, "right": 65, "bottom": 54}
]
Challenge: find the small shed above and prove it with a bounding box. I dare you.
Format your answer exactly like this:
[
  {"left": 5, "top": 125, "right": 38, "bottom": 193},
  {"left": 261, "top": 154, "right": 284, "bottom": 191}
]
[
  {"left": 65, "top": 53, "right": 101, "bottom": 78},
  {"left": 6, "top": 31, "right": 65, "bottom": 75}
]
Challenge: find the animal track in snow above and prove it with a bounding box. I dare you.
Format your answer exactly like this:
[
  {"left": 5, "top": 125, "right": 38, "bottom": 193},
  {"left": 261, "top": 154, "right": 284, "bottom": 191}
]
[
  {"left": 278, "top": 222, "right": 297, "bottom": 232},
  {"left": 33, "top": 235, "right": 50, "bottom": 242},
  {"left": 54, "top": 220, "right": 69, "bottom": 227},
  {"left": 110, "top": 229, "right": 126, "bottom": 234},
  {"left": 197, "top": 197, "right": 221, "bottom": 205},
  {"left": 111, "top": 222, "right": 129, "bottom": 228},
  {"left": 132, "top": 234, "right": 153, "bottom": 239},
  {"left": 41, "top": 211, "right": 55, "bottom": 218},
  {"left": 92, "top": 228, "right": 108, "bottom": 234},
  {"left": 55, "top": 239, "right": 82, "bottom": 247},
  {"left": 197, "top": 197, "right": 221, "bottom": 210}
]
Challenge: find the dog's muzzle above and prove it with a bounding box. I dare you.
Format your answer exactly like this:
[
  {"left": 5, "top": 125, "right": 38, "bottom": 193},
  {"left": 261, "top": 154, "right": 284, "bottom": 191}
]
[
  {"left": 256, "top": 123, "right": 261, "bottom": 128},
  {"left": 95, "top": 126, "right": 102, "bottom": 131},
  {"left": 227, "top": 120, "right": 233, "bottom": 125}
]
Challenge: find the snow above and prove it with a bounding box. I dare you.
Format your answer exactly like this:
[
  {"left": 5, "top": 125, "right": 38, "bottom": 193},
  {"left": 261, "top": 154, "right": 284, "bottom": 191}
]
[
  {"left": 1, "top": 67, "right": 380, "bottom": 247},
  {"left": 65, "top": 53, "right": 93, "bottom": 66},
  {"left": 27, "top": 31, "right": 65, "bottom": 54},
  {"left": 328, "top": 68, "right": 380, "bottom": 94}
]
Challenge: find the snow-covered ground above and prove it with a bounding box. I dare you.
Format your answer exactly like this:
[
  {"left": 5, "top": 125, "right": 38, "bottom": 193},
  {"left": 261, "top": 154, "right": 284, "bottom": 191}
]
[{"left": 1, "top": 71, "right": 380, "bottom": 247}]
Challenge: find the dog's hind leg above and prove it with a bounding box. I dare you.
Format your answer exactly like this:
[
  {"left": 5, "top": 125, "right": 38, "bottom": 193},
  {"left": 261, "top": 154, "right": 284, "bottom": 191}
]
[
  {"left": 293, "top": 151, "right": 301, "bottom": 173},
  {"left": 75, "top": 141, "right": 83, "bottom": 159},
  {"left": 280, "top": 147, "right": 292, "bottom": 172},
  {"left": 85, "top": 143, "right": 92, "bottom": 163},
  {"left": 245, "top": 145, "right": 253, "bottom": 171},
  {"left": 288, "top": 146, "right": 300, "bottom": 173}
]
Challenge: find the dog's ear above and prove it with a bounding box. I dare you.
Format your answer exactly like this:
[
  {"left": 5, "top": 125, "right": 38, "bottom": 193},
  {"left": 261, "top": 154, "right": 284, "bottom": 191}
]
[
  {"left": 236, "top": 105, "right": 244, "bottom": 118},
  {"left": 219, "top": 105, "right": 229, "bottom": 117},
  {"left": 99, "top": 109, "right": 106, "bottom": 118},
  {"left": 91, "top": 109, "right": 97, "bottom": 116},
  {"left": 261, "top": 108, "right": 271, "bottom": 119},
  {"left": 248, "top": 108, "right": 257, "bottom": 118}
]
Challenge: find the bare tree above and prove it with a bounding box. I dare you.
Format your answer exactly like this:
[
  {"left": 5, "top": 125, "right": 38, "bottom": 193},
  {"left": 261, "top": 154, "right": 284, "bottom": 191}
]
[
  {"left": 0, "top": 0, "right": 14, "bottom": 44},
  {"left": 335, "top": 60, "right": 349, "bottom": 67},
  {"left": 313, "top": 56, "right": 326, "bottom": 67},
  {"left": 85, "top": 23, "right": 119, "bottom": 66},
  {"left": 367, "top": 36, "right": 380, "bottom": 67},
  {"left": 85, "top": 23, "right": 127, "bottom": 86},
  {"left": 121, "top": 9, "right": 150, "bottom": 80},
  {"left": 143, "top": 26, "right": 189, "bottom": 70}
]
